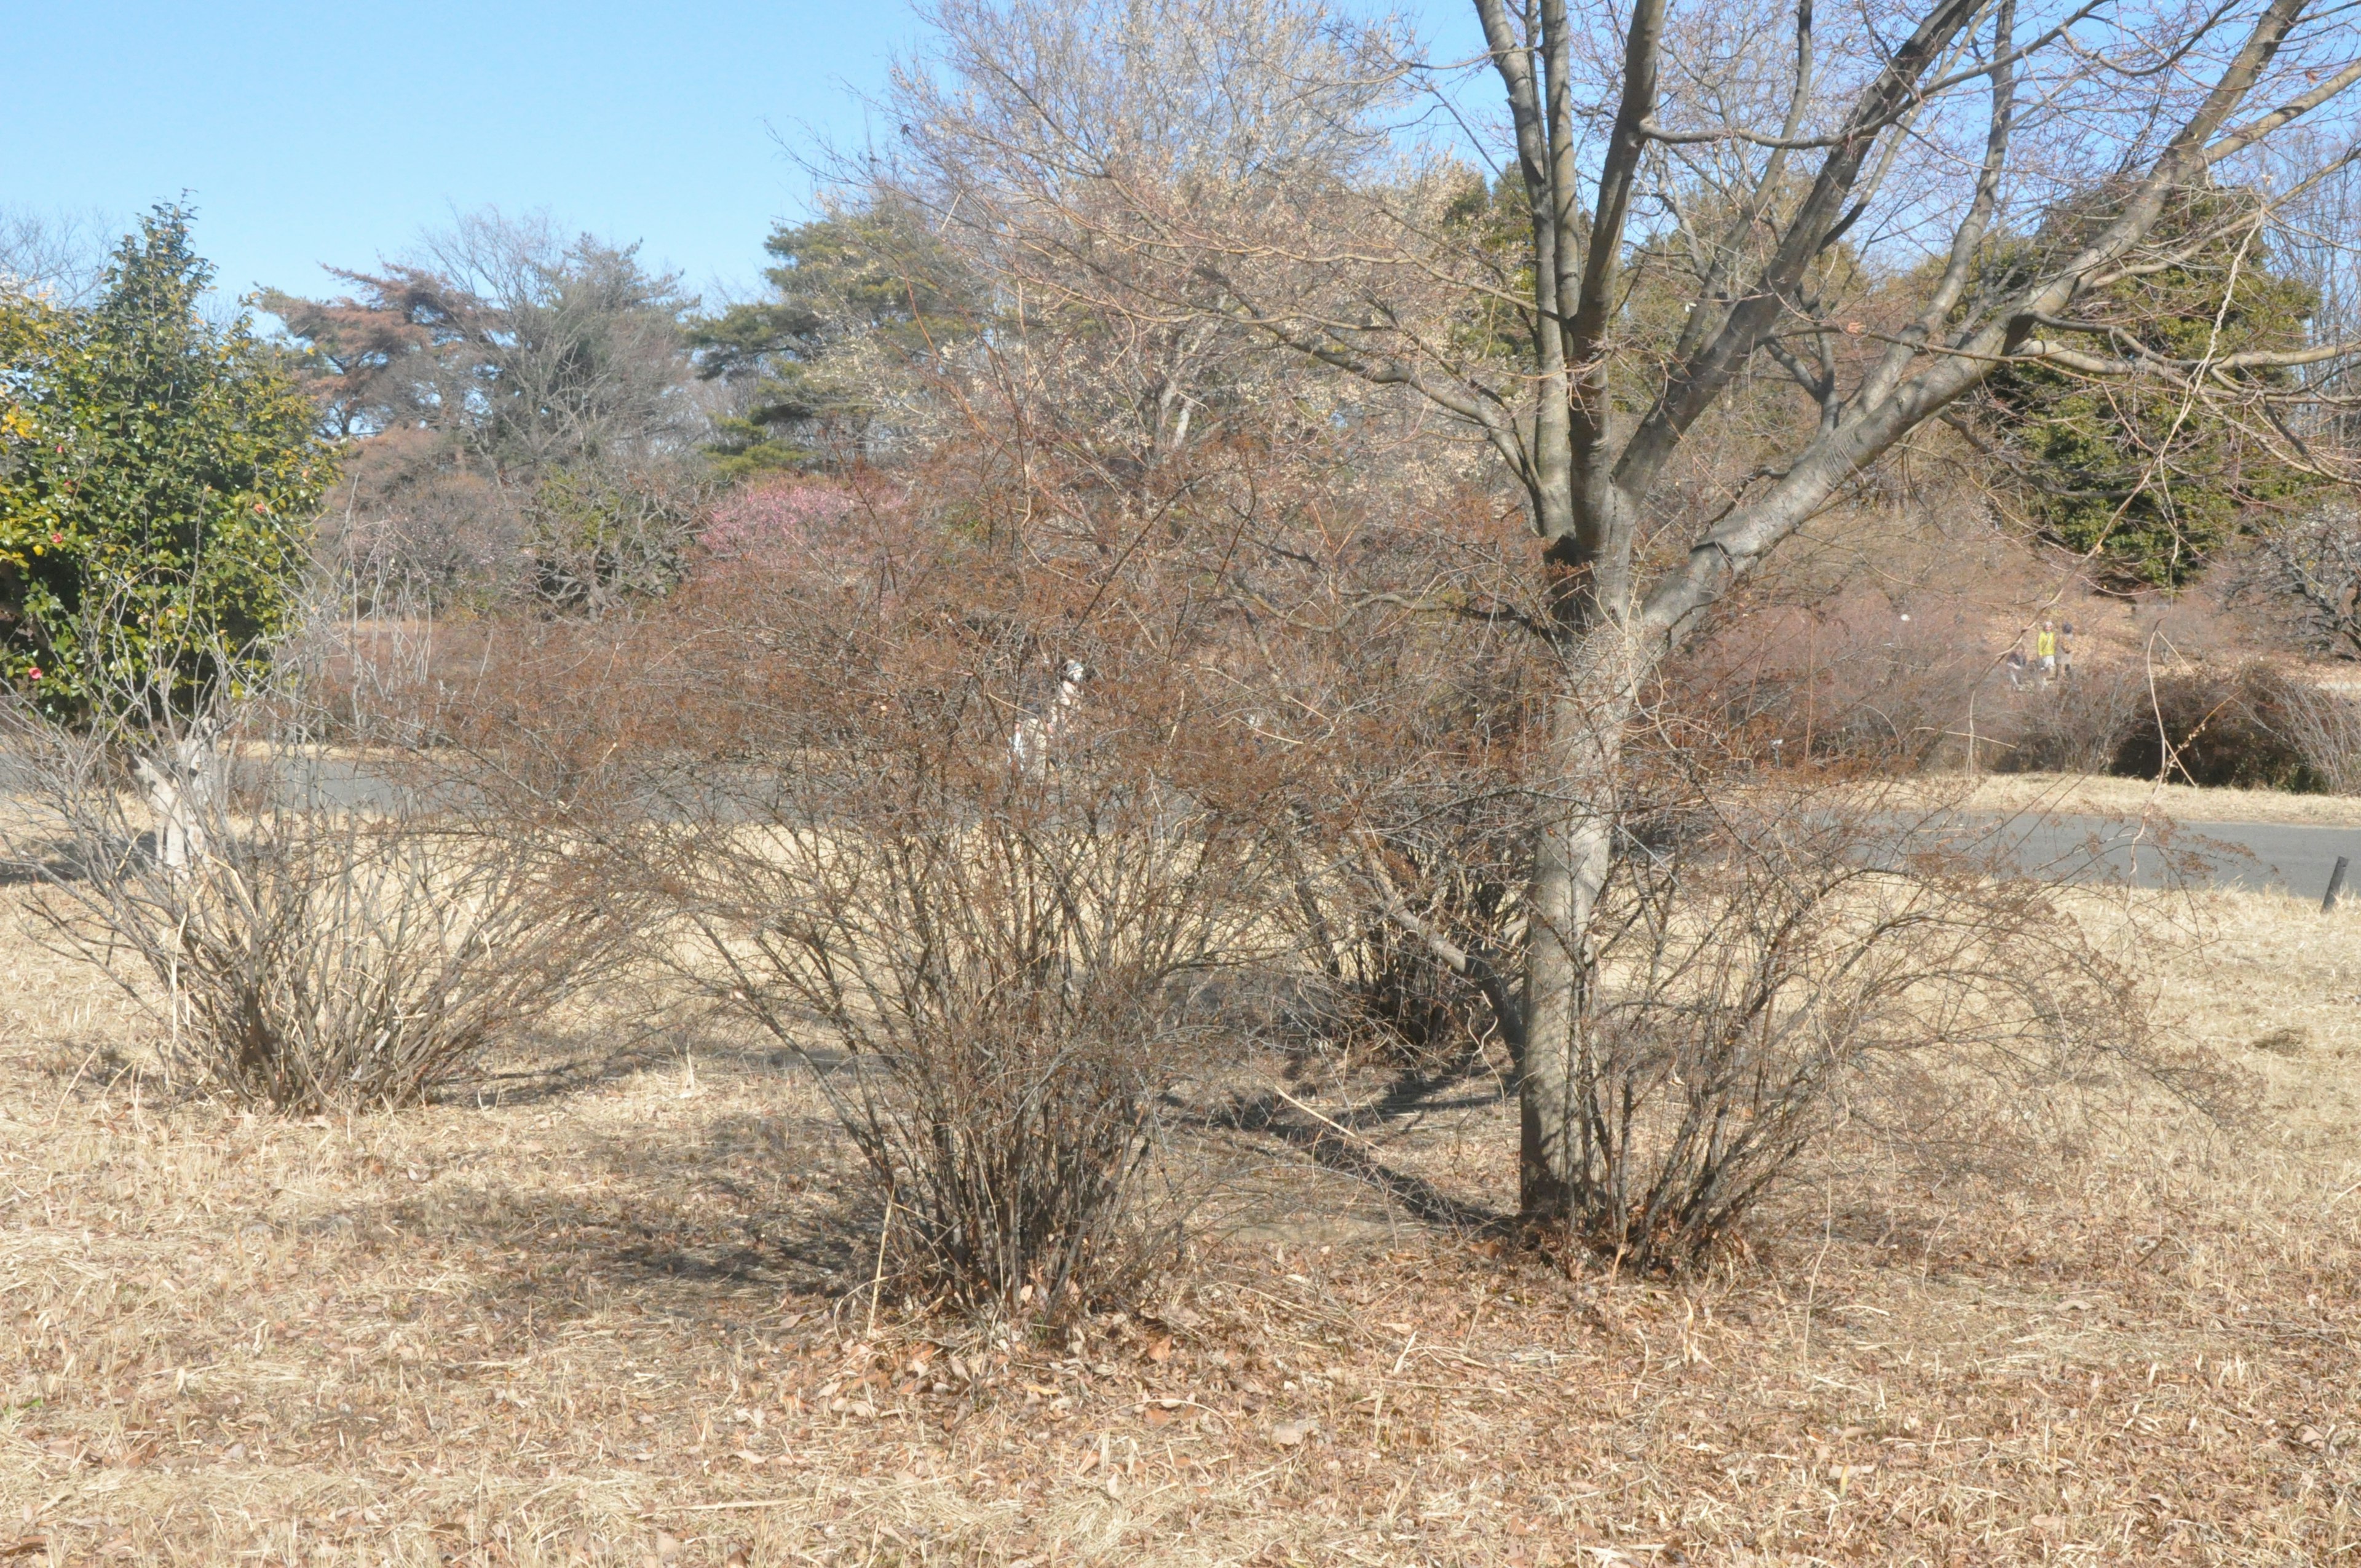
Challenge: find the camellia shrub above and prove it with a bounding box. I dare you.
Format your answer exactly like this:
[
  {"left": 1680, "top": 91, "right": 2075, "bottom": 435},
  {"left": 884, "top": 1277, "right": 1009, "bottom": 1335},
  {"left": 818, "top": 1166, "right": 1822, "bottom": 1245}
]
[{"left": 0, "top": 205, "right": 331, "bottom": 718}]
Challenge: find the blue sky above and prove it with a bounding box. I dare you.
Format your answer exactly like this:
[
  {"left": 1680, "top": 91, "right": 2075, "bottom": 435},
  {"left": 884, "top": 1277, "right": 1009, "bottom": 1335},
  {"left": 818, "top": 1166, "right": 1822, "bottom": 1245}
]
[
  {"left": 6, "top": 2, "right": 923, "bottom": 308},
  {"left": 10, "top": 1, "right": 1486, "bottom": 313}
]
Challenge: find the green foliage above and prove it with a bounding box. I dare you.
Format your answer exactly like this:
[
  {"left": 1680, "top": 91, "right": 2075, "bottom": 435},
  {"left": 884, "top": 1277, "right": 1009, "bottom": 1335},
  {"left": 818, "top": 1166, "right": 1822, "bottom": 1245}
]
[
  {"left": 690, "top": 200, "right": 975, "bottom": 478},
  {"left": 0, "top": 205, "right": 331, "bottom": 717},
  {"left": 1980, "top": 188, "right": 2319, "bottom": 588},
  {"left": 1438, "top": 170, "right": 1539, "bottom": 371},
  {"left": 523, "top": 462, "right": 706, "bottom": 613}
]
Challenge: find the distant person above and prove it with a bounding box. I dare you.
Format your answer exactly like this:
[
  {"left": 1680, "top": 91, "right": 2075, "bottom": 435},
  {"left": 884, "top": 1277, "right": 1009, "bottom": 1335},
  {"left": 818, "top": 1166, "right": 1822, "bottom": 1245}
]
[
  {"left": 2058, "top": 622, "right": 2076, "bottom": 681},
  {"left": 2035, "top": 622, "right": 2057, "bottom": 686},
  {"left": 2003, "top": 647, "right": 2028, "bottom": 689}
]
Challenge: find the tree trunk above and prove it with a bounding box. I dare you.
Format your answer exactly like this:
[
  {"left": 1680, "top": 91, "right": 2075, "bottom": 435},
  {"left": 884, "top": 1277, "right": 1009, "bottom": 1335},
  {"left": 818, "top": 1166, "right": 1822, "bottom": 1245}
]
[{"left": 1517, "top": 647, "right": 1632, "bottom": 1221}]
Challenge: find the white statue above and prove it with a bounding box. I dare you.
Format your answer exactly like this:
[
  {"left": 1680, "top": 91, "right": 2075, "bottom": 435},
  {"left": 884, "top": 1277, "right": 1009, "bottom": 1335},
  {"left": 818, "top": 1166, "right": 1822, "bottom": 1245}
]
[
  {"left": 1010, "top": 659, "right": 1086, "bottom": 777},
  {"left": 134, "top": 724, "right": 220, "bottom": 872}
]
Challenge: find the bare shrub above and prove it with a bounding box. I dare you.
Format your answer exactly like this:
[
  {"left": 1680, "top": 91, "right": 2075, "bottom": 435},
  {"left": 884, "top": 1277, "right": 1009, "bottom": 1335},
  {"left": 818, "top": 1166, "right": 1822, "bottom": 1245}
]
[
  {"left": 1976, "top": 660, "right": 2150, "bottom": 775},
  {"left": 2108, "top": 660, "right": 2322, "bottom": 790},
  {"left": 652, "top": 552, "right": 1289, "bottom": 1317},
  {"left": 1564, "top": 776, "right": 2209, "bottom": 1269},
  {"left": 2268, "top": 678, "right": 2361, "bottom": 794},
  {"left": 1681, "top": 598, "right": 1994, "bottom": 773},
  {"left": 0, "top": 636, "right": 636, "bottom": 1112}
]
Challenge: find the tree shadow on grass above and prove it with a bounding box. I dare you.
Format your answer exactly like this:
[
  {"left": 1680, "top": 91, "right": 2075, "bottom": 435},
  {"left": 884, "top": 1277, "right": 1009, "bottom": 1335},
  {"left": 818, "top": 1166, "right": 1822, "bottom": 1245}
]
[
  {"left": 444, "top": 1031, "right": 688, "bottom": 1109},
  {"left": 1193, "top": 1088, "right": 1508, "bottom": 1234},
  {"left": 292, "top": 1100, "right": 879, "bottom": 1332},
  {"left": 285, "top": 1021, "right": 1507, "bottom": 1334},
  {"left": 444, "top": 1011, "right": 860, "bottom": 1110}
]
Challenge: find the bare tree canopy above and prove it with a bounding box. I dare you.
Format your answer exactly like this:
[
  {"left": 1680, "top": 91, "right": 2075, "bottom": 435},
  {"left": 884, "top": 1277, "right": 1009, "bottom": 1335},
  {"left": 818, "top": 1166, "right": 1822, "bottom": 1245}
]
[
  {"left": 870, "top": 0, "right": 2361, "bottom": 1222},
  {"left": 0, "top": 205, "right": 112, "bottom": 306},
  {"left": 266, "top": 211, "right": 715, "bottom": 608}
]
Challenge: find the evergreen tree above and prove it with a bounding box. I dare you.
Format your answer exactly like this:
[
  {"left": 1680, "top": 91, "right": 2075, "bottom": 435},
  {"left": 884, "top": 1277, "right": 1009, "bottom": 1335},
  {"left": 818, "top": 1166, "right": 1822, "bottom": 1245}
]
[
  {"left": 1978, "top": 188, "right": 2319, "bottom": 588},
  {"left": 0, "top": 205, "right": 331, "bottom": 716},
  {"left": 690, "top": 201, "right": 973, "bottom": 478}
]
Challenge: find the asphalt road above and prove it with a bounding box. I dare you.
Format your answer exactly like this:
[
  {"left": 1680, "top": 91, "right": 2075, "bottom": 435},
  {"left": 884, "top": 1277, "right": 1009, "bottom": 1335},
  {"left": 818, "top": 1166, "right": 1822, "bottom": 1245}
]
[
  {"left": 1971, "top": 812, "right": 2361, "bottom": 896},
  {"left": 7, "top": 745, "right": 2361, "bottom": 897}
]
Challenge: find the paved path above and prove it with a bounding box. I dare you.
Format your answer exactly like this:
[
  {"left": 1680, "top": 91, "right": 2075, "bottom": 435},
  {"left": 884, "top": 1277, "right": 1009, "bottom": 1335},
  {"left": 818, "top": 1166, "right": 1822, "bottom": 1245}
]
[
  {"left": 8, "top": 746, "right": 2361, "bottom": 897},
  {"left": 1974, "top": 812, "right": 2361, "bottom": 897}
]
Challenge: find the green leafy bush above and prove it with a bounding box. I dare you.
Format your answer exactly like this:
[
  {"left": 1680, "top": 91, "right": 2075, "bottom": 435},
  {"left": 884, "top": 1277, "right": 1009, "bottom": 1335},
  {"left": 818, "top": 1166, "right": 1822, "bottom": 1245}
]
[{"left": 0, "top": 205, "right": 331, "bottom": 717}]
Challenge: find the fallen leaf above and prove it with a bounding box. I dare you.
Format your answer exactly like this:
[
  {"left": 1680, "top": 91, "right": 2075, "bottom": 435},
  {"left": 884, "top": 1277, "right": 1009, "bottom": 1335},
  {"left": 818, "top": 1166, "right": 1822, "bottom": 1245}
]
[
  {"left": 655, "top": 1530, "right": 681, "bottom": 1562},
  {"left": 1270, "top": 1420, "right": 1315, "bottom": 1447},
  {"left": 1145, "top": 1336, "right": 1174, "bottom": 1363}
]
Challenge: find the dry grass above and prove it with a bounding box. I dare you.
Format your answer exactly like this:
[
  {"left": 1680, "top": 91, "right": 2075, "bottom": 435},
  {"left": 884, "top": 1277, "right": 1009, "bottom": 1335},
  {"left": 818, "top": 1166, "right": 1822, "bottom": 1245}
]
[
  {"left": 5, "top": 883, "right": 2361, "bottom": 1566},
  {"left": 1938, "top": 770, "right": 2361, "bottom": 826}
]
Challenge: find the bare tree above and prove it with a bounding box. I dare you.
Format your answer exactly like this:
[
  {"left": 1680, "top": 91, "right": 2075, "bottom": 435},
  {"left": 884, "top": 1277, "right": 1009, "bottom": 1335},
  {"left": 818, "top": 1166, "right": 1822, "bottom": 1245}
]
[
  {"left": 881, "top": 0, "right": 2361, "bottom": 1221},
  {"left": 269, "top": 211, "right": 716, "bottom": 608},
  {"left": 2229, "top": 503, "right": 2361, "bottom": 656},
  {"left": 0, "top": 205, "right": 111, "bottom": 305},
  {"left": 2271, "top": 672, "right": 2361, "bottom": 790}
]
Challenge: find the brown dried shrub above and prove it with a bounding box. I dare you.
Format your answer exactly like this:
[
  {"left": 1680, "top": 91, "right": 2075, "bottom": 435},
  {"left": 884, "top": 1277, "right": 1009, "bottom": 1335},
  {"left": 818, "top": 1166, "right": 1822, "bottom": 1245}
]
[
  {"left": 643, "top": 537, "right": 1297, "bottom": 1316},
  {"left": 2109, "top": 660, "right": 2323, "bottom": 790},
  {"left": 1, "top": 635, "right": 638, "bottom": 1113}
]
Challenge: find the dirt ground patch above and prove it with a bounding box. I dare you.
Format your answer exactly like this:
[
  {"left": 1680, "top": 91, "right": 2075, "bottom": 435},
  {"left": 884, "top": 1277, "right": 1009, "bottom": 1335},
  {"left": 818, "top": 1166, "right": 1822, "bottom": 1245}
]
[{"left": 3, "top": 887, "right": 2360, "bottom": 1566}]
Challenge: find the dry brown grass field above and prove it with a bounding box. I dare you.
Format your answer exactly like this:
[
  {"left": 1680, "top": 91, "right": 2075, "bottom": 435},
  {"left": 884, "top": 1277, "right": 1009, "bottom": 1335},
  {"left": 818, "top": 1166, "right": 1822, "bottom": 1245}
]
[
  {"left": 5, "top": 877, "right": 2361, "bottom": 1567},
  {"left": 1938, "top": 774, "right": 2361, "bottom": 828}
]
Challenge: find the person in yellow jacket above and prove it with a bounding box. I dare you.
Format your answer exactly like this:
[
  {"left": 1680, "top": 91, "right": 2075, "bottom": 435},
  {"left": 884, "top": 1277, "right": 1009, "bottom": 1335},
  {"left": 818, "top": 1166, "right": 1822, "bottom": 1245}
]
[{"left": 2035, "top": 623, "right": 2058, "bottom": 685}]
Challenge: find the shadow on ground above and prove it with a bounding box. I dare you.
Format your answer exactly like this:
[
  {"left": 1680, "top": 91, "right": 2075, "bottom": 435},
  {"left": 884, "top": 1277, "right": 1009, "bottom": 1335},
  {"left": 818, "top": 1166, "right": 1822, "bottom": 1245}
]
[{"left": 1193, "top": 1086, "right": 1509, "bottom": 1233}]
